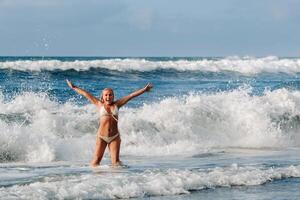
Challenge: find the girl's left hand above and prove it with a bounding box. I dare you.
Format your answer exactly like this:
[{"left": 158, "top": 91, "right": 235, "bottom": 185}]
[{"left": 66, "top": 79, "right": 75, "bottom": 89}]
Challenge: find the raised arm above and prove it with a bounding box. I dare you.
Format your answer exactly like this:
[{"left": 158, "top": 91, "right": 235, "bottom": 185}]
[
  {"left": 116, "top": 83, "right": 153, "bottom": 108},
  {"left": 66, "top": 80, "right": 100, "bottom": 106}
]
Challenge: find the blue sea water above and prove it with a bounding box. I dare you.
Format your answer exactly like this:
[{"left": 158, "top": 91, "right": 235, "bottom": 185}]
[{"left": 0, "top": 56, "right": 300, "bottom": 199}]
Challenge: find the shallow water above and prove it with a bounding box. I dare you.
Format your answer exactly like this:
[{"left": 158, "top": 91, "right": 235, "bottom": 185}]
[{"left": 1, "top": 149, "right": 300, "bottom": 199}]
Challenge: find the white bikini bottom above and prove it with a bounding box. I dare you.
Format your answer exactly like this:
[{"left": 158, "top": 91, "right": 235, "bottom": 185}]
[{"left": 99, "top": 133, "right": 120, "bottom": 143}]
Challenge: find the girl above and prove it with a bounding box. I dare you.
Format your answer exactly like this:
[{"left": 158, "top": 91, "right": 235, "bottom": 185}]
[{"left": 66, "top": 80, "right": 153, "bottom": 167}]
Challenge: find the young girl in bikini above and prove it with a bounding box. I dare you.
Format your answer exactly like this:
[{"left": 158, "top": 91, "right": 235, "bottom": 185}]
[{"left": 66, "top": 80, "right": 153, "bottom": 167}]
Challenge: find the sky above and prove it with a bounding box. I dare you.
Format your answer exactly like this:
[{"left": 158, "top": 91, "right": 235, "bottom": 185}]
[{"left": 0, "top": 0, "right": 299, "bottom": 57}]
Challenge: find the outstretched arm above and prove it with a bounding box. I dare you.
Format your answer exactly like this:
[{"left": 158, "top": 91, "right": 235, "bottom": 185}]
[
  {"left": 116, "top": 83, "right": 153, "bottom": 108},
  {"left": 66, "top": 80, "right": 100, "bottom": 106}
]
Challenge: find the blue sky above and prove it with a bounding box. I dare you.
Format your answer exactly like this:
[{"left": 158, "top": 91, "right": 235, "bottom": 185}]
[{"left": 0, "top": 0, "right": 299, "bottom": 56}]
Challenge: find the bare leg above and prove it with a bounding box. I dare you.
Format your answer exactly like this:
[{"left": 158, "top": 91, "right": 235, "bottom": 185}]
[
  {"left": 90, "top": 136, "right": 107, "bottom": 167},
  {"left": 108, "top": 136, "right": 121, "bottom": 166}
]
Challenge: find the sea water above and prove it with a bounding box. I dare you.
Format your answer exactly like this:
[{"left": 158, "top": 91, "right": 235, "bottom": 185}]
[{"left": 0, "top": 56, "right": 300, "bottom": 199}]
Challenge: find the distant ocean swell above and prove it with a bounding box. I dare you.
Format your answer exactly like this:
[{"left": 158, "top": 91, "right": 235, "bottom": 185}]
[
  {"left": 1, "top": 87, "right": 300, "bottom": 163},
  {"left": 1, "top": 56, "right": 300, "bottom": 74}
]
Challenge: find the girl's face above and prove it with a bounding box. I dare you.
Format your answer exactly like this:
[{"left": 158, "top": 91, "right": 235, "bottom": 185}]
[{"left": 102, "top": 89, "right": 114, "bottom": 104}]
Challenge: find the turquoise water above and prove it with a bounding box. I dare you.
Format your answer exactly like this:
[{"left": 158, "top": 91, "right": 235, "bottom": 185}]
[{"left": 0, "top": 56, "right": 300, "bottom": 199}]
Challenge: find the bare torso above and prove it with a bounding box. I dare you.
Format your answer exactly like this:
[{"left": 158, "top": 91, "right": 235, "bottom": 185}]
[{"left": 97, "top": 104, "right": 119, "bottom": 137}]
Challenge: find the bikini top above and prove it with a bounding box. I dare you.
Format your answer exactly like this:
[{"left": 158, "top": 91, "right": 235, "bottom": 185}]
[{"left": 99, "top": 104, "right": 119, "bottom": 121}]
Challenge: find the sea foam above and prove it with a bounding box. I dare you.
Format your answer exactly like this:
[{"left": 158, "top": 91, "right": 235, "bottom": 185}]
[
  {"left": 0, "top": 164, "right": 299, "bottom": 199},
  {"left": 1, "top": 56, "right": 300, "bottom": 74},
  {"left": 0, "top": 87, "right": 300, "bottom": 162}
]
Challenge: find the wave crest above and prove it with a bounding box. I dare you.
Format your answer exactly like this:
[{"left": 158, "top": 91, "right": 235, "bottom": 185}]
[
  {"left": 1, "top": 56, "right": 300, "bottom": 74},
  {"left": 1, "top": 88, "right": 300, "bottom": 162}
]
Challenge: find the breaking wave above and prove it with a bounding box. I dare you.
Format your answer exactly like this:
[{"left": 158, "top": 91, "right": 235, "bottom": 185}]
[
  {"left": 1, "top": 56, "right": 300, "bottom": 74},
  {"left": 0, "top": 87, "right": 300, "bottom": 162},
  {"left": 1, "top": 164, "right": 300, "bottom": 199}
]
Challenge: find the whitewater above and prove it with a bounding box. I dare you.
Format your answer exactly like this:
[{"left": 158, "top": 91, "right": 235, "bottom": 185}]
[
  {"left": 1, "top": 56, "right": 300, "bottom": 199},
  {"left": 1, "top": 56, "right": 300, "bottom": 74}
]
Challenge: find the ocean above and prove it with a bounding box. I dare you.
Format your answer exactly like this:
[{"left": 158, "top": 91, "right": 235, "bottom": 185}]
[{"left": 0, "top": 56, "right": 300, "bottom": 199}]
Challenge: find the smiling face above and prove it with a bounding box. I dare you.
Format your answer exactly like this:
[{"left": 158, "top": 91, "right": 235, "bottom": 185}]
[{"left": 101, "top": 88, "right": 114, "bottom": 105}]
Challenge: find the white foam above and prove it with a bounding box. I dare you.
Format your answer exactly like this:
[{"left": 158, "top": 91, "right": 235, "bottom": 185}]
[
  {"left": 0, "top": 92, "right": 97, "bottom": 163},
  {"left": 0, "top": 164, "right": 299, "bottom": 199},
  {"left": 121, "top": 87, "right": 300, "bottom": 155},
  {"left": 1, "top": 88, "right": 300, "bottom": 162},
  {"left": 1, "top": 56, "right": 300, "bottom": 74}
]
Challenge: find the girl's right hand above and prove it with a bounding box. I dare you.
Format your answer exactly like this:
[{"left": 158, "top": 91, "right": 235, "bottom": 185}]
[{"left": 144, "top": 83, "right": 153, "bottom": 92}]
